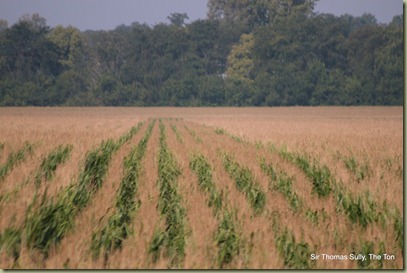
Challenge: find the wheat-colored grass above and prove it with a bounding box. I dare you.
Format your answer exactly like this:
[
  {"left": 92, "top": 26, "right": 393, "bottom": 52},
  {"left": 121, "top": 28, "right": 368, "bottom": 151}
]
[{"left": 0, "top": 107, "right": 402, "bottom": 269}]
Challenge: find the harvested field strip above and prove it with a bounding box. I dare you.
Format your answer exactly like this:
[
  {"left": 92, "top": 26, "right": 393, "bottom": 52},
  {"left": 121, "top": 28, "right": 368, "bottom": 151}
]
[
  {"left": 91, "top": 120, "right": 155, "bottom": 263},
  {"left": 34, "top": 145, "right": 73, "bottom": 187},
  {"left": 23, "top": 121, "right": 144, "bottom": 258},
  {"left": 149, "top": 121, "right": 187, "bottom": 268},
  {"left": 0, "top": 142, "right": 34, "bottom": 181}
]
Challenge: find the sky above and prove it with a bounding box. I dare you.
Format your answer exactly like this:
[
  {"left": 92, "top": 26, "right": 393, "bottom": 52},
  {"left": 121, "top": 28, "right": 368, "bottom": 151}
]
[{"left": 0, "top": 0, "right": 403, "bottom": 31}]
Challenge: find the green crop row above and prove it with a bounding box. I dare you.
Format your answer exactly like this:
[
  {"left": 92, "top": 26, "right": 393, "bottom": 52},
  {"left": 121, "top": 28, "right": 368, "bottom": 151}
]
[
  {"left": 91, "top": 120, "right": 155, "bottom": 262},
  {"left": 170, "top": 123, "right": 183, "bottom": 144},
  {"left": 0, "top": 142, "right": 34, "bottom": 181},
  {"left": 35, "top": 144, "right": 73, "bottom": 186},
  {"left": 23, "top": 122, "right": 144, "bottom": 258},
  {"left": 259, "top": 159, "right": 302, "bottom": 212},
  {"left": 222, "top": 153, "right": 265, "bottom": 215},
  {"left": 189, "top": 153, "right": 243, "bottom": 268},
  {"left": 189, "top": 154, "right": 222, "bottom": 216},
  {"left": 149, "top": 121, "right": 186, "bottom": 268},
  {"left": 270, "top": 212, "right": 315, "bottom": 269},
  {"left": 277, "top": 147, "right": 402, "bottom": 251},
  {"left": 184, "top": 125, "right": 202, "bottom": 143},
  {"left": 279, "top": 147, "right": 332, "bottom": 198}
]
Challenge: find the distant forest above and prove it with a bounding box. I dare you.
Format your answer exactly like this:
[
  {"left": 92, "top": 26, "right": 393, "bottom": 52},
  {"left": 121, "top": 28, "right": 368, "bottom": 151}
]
[{"left": 0, "top": 0, "right": 403, "bottom": 106}]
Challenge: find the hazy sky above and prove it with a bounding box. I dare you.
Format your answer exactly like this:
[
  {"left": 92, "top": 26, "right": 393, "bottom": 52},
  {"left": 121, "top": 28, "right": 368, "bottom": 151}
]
[{"left": 0, "top": 0, "right": 403, "bottom": 31}]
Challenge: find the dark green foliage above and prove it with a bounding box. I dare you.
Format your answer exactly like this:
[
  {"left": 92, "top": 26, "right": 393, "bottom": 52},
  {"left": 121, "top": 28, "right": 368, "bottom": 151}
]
[
  {"left": 0, "top": 7, "right": 402, "bottom": 106},
  {"left": 222, "top": 153, "right": 265, "bottom": 215},
  {"left": 0, "top": 142, "right": 34, "bottom": 180},
  {"left": 0, "top": 228, "right": 21, "bottom": 262},
  {"left": 35, "top": 144, "right": 73, "bottom": 186}
]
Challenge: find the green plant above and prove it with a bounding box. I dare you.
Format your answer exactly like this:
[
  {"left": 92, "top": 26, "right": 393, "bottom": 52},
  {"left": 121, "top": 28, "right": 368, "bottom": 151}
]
[
  {"left": 24, "top": 122, "right": 144, "bottom": 257},
  {"left": 149, "top": 121, "right": 186, "bottom": 268},
  {"left": 0, "top": 228, "right": 21, "bottom": 262},
  {"left": 275, "top": 228, "right": 313, "bottom": 269},
  {"left": 189, "top": 154, "right": 223, "bottom": 216},
  {"left": 0, "top": 142, "right": 34, "bottom": 180},
  {"left": 170, "top": 123, "right": 183, "bottom": 143},
  {"left": 35, "top": 144, "right": 73, "bottom": 186},
  {"left": 222, "top": 153, "right": 265, "bottom": 215},
  {"left": 184, "top": 126, "right": 202, "bottom": 143},
  {"left": 91, "top": 120, "right": 155, "bottom": 261},
  {"left": 215, "top": 210, "right": 242, "bottom": 268}
]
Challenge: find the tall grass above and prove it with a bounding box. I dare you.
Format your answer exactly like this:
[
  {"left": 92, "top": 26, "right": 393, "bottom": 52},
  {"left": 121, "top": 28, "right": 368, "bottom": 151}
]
[
  {"left": 91, "top": 120, "right": 155, "bottom": 262},
  {"left": 34, "top": 144, "right": 73, "bottom": 186},
  {"left": 222, "top": 153, "right": 265, "bottom": 215},
  {"left": 0, "top": 142, "right": 34, "bottom": 181},
  {"left": 149, "top": 121, "right": 187, "bottom": 268}
]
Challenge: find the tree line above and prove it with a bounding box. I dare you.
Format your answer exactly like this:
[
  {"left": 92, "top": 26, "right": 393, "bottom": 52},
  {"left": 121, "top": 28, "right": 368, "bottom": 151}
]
[{"left": 0, "top": 0, "right": 403, "bottom": 106}]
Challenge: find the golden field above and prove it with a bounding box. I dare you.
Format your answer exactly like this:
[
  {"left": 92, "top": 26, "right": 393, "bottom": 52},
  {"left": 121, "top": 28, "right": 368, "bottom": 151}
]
[{"left": 0, "top": 107, "right": 403, "bottom": 269}]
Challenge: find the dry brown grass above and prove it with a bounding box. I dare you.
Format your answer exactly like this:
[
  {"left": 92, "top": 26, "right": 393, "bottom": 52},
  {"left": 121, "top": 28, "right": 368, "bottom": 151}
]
[{"left": 0, "top": 107, "right": 402, "bottom": 269}]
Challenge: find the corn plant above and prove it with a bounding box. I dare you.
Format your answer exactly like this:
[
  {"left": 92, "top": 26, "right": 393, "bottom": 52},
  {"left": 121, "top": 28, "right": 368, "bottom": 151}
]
[
  {"left": 279, "top": 148, "right": 332, "bottom": 198},
  {"left": 189, "top": 153, "right": 222, "bottom": 216},
  {"left": 149, "top": 121, "right": 186, "bottom": 268},
  {"left": 222, "top": 153, "right": 265, "bottom": 215},
  {"left": 215, "top": 209, "right": 243, "bottom": 268},
  {"left": 275, "top": 228, "right": 314, "bottom": 269},
  {"left": 91, "top": 120, "right": 155, "bottom": 262},
  {"left": 260, "top": 158, "right": 302, "bottom": 212},
  {"left": 34, "top": 144, "right": 73, "bottom": 186},
  {"left": 184, "top": 125, "right": 202, "bottom": 143},
  {"left": 0, "top": 228, "right": 21, "bottom": 263},
  {"left": 24, "top": 122, "right": 144, "bottom": 257},
  {"left": 0, "top": 142, "right": 34, "bottom": 180},
  {"left": 170, "top": 123, "right": 183, "bottom": 144},
  {"left": 342, "top": 154, "right": 371, "bottom": 183}
]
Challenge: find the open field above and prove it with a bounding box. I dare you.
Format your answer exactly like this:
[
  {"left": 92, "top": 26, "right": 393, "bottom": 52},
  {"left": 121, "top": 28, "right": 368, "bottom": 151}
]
[{"left": 0, "top": 107, "right": 403, "bottom": 269}]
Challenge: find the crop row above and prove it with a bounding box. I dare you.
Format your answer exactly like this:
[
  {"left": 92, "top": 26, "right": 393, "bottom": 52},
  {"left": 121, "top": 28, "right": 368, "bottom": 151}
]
[
  {"left": 221, "top": 152, "right": 265, "bottom": 215},
  {"left": 149, "top": 121, "right": 187, "bottom": 268},
  {"left": 189, "top": 153, "right": 243, "bottom": 268},
  {"left": 23, "top": 121, "right": 144, "bottom": 258},
  {"left": 91, "top": 120, "right": 155, "bottom": 263},
  {"left": 0, "top": 142, "right": 34, "bottom": 181}
]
